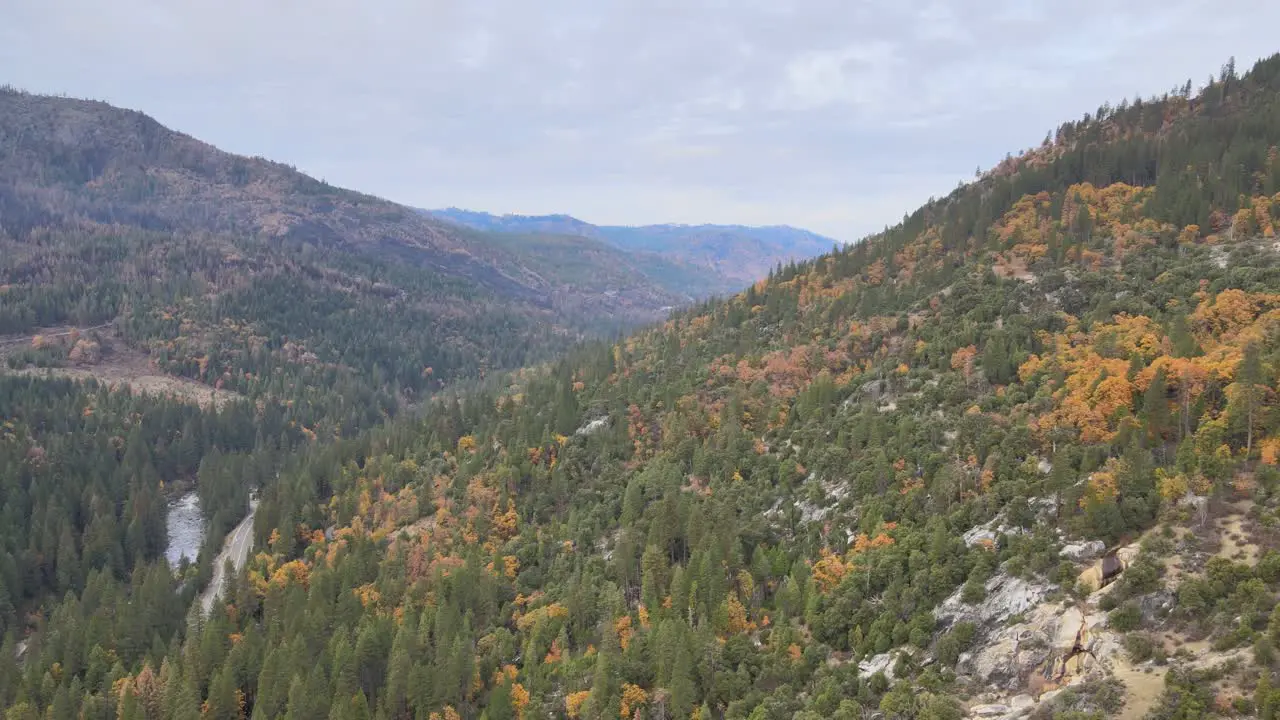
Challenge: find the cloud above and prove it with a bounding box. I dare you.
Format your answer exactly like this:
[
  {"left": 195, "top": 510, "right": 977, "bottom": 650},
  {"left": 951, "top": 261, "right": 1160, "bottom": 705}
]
[
  {"left": 782, "top": 41, "right": 901, "bottom": 111},
  {"left": 2, "top": 0, "right": 1278, "bottom": 242}
]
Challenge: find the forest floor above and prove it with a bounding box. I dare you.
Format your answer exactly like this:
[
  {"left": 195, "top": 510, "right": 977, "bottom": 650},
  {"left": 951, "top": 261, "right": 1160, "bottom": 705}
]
[{"left": 1110, "top": 653, "right": 1165, "bottom": 720}]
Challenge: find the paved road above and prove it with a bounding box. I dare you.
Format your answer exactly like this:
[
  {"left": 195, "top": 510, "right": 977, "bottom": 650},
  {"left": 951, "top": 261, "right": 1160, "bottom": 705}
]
[{"left": 200, "top": 500, "right": 258, "bottom": 615}]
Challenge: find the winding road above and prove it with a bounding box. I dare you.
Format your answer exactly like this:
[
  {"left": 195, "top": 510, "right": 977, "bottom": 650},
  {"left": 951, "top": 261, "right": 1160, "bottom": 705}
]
[{"left": 200, "top": 499, "right": 258, "bottom": 615}]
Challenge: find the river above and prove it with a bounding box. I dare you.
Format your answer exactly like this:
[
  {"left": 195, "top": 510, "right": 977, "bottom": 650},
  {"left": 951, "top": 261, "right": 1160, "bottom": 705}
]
[
  {"left": 165, "top": 491, "right": 204, "bottom": 568},
  {"left": 165, "top": 488, "right": 259, "bottom": 614}
]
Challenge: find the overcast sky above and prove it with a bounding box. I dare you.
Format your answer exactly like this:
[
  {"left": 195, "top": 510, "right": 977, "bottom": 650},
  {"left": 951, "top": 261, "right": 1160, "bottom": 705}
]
[{"left": 3, "top": 1, "right": 1278, "bottom": 241}]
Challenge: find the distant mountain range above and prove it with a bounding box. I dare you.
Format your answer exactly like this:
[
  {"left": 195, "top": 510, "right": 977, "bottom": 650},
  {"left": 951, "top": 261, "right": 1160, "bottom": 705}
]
[{"left": 425, "top": 208, "right": 840, "bottom": 291}]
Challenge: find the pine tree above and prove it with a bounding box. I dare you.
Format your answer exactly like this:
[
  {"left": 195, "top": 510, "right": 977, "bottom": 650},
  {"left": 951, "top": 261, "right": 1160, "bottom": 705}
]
[
  {"left": 204, "top": 666, "right": 240, "bottom": 720},
  {"left": 1229, "top": 342, "right": 1268, "bottom": 456},
  {"left": 1143, "top": 367, "right": 1171, "bottom": 448},
  {"left": 487, "top": 680, "right": 514, "bottom": 720},
  {"left": 1260, "top": 671, "right": 1276, "bottom": 720},
  {"left": 255, "top": 646, "right": 290, "bottom": 720},
  {"left": 668, "top": 627, "right": 696, "bottom": 720},
  {"left": 118, "top": 683, "right": 144, "bottom": 720}
]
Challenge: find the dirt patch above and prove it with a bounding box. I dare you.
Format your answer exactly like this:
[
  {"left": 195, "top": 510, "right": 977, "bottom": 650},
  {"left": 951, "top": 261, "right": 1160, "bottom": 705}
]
[
  {"left": 0, "top": 323, "right": 115, "bottom": 349},
  {"left": 1110, "top": 655, "right": 1166, "bottom": 720},
  {"left": 11, "top": 365, "right": 241, "bottom": 410},
  {"left": 992, "top": 253, "right": 1037, "bottom": 283},
  {"left": 1159, "top": 631, "right": 1210, "bottom": 656},
  {"left": 1215, "top": 511, "right": 1259, "bottom": 566},
  {"left": 4, "top": 339, "right": 242, "bottom": 410}
]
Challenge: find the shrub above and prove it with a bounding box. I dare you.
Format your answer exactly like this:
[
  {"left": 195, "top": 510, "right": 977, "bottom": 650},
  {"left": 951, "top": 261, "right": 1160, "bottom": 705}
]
[
  {"left": 1123, "top": 633, "right": 1156, "bottom": 663},
  {"left": 1109, "top": 603, "right": 1143, "bottom": 632}
]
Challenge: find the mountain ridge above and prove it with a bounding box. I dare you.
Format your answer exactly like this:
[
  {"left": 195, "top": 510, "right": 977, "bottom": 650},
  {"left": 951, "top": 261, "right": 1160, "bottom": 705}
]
[
  {"left": 0, "top": 87, "right": 730, "bottom": 317},
  {"left": 431, "top": 206, "right": 834, "bottom": 236},
  {"left": 0, "top": 87, "right": 737, "bottom": 426},
  {"left": 426, "top": 207, "right": 839, "bottom": 287}
]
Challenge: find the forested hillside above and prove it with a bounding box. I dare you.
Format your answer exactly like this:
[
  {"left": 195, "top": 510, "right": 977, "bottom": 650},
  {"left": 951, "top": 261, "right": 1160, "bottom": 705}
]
[
  {"left": 3, "top": 54, "right": 1280, "bottom": 720},
  {"left": 0, "top": 87, "right": 705, "bottom": 429}
]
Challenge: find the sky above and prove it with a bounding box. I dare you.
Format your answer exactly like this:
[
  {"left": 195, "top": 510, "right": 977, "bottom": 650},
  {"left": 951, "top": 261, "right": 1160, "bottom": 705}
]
[{"left": 3, "top": 1, "right": 1279, "bottom": 242}]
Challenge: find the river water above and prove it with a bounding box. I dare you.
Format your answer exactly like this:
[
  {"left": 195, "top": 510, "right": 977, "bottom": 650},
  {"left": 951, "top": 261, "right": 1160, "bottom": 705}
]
[{"left": 165, "top": 491, "right": 204, "bottom": 568}]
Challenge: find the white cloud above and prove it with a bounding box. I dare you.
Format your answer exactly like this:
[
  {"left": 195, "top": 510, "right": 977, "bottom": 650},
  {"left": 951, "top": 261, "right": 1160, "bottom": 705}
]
[{"left": 783, "top": 41, "right": 901, "bottom": 111}]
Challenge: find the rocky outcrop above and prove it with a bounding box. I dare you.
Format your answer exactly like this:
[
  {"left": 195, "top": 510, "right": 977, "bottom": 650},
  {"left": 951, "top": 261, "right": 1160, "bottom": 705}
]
[
  {"left": 967, "top": 695, "right": 1034, "bottom": 719},
  {"left": 1060, "top": 540, "right": 1106, "bottom": 562},
  {"left": 1077, "top": 544, "right": 1140, "bottom": 592},
  {"left": 858, "top": 651, "right": 899, "bottom": 681},
  {"left": 961, "top": 497, "right": 1058, "bottom": 548},
  {"left": 937, "top": 574, "right": 1050, "bottom": 630},
  {"left": 574, "top": 417, "right": 609, "bottom": 436},
  {"left": 956, "top": 598, "right": 1120, "bottom": 719}
]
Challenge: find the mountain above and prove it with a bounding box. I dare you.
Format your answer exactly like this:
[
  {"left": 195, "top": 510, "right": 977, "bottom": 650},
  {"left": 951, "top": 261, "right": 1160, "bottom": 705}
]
[
  {"left": 5, "top": 53, "right": 1280, "bottom": 720},
  {"left": 428, "top": 208, "right": 604, "bottom": 237},
  {"left": 427, "top": 207, "right": 839, "bottom": 288},
  {"left": 0, "top": 88, "right": 705, "bottom": 426}
]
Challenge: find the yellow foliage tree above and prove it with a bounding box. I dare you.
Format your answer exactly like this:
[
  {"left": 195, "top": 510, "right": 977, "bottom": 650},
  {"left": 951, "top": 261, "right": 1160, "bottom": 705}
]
[
  {"left": 511, "top": 683, "right": 530, "bottom": 720},
  {"left": 566, "top": 691, "right": 591, "bottom": 719},
  {"left": 1262, "top": 437, "right": 1280, "bottom": 465},
  {"left": 1080, "top": 460, "right": 1120, "bottom": 508},
  {"left": 619, "top": 684, "right": 648, "bottom": 719},
  {"left": 614, "top": 615, "right": 634, "bottom": 651},
  {"left": 811, "top": 548, "right": 850, "bottom": 594},
  {"left": 724, "top": 595, "right": 755, "bottom": 635},
  {"left": 1156, "top": 469, "right": 1190, "bottom": 502}
]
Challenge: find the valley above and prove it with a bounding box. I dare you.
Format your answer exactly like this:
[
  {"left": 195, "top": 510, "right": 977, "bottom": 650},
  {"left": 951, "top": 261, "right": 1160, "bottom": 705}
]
[{"left": 1, "top": 47, "right": 1279, "bottom": 720}]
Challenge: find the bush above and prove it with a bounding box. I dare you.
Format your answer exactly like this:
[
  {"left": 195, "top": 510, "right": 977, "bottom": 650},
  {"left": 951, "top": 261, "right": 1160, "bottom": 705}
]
[
  {"left": 1257, "top": 551, "right": 1280, "bottom": 584},
  {"left": 1109, "top": 603, "right": 1143, "bottom": 632},
  {"left": 1253, "top": 636, "right": 1275, "bottom": 666},
  {"left": 1054, "top": 561, "right": 1079, "bottom": 587},
  {"left": 1118, "top": 556, "right": 1163, "bottom": 597},
  {"left": 935, "top": 622, "right": 977, "bottom": 667},
  {"left": 1123, "top": 633, "right": 1156, "bottom": 663}
]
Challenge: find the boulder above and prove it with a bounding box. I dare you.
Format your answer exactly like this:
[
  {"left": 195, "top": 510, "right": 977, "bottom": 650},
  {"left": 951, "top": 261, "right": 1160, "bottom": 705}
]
[
  {"left": 964, "top": 527, "right": 999, "bottom": 547},
  {"left": 574, "top": 417, "right": 609, "bottom": 436},
  {"left": 860, "top": 379, "right": 888, "bottom": 399},
  {"left": 1060, "top": 540, "right": 1106, "bottom": 562},
  {"left": 858, "top": 651, "right": 897, "bottom": 681},
  {"left": 968, "top": 705, "right": 1009, "bottom": 718},
  {"left": 1138, "top": 590, "right": 1176, "bottom": 624}
]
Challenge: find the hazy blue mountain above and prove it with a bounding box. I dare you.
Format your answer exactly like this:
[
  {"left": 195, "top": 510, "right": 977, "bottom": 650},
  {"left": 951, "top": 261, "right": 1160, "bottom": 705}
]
[{"left": 427, "top": 208, "right": 840, "bottom": 287}]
